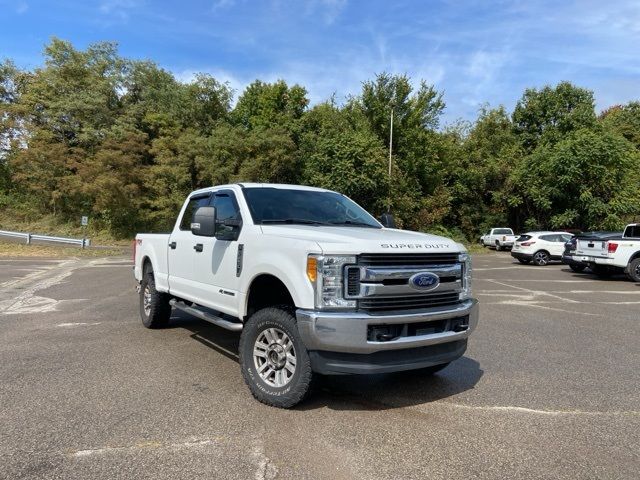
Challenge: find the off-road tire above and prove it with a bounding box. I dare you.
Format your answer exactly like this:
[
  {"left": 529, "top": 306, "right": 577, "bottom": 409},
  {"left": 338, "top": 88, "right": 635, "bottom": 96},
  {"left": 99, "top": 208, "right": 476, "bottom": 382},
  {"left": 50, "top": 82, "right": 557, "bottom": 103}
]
[
  {"left": 532, "top": 250, "right": 550, "bottom": 266},
  {"left": 569, "top": 263, "right": 587, "bottom": 273},
  {"left": 627, "top": 258, "right": 640, "bottom": 282},
  {"left": 239, "top": 307, "right": 314, "bottom": 408},
  {"left": 139, "top": 268, "right": 171, "bottom": 328}
]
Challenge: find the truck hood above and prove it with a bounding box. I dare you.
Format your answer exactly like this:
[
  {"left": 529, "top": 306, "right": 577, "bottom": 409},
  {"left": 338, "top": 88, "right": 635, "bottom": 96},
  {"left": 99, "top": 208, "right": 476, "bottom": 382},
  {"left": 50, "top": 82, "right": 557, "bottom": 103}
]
[{"left": 260, "top": 225, "right": 463, "bottom": 254}]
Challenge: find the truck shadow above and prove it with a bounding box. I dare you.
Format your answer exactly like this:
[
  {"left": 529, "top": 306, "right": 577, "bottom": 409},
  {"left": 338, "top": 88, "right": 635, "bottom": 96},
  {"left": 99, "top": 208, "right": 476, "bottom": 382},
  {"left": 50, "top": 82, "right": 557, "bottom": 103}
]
[
  {"left": 169, "top": 310, "right": 484, "bottom": 412},
  {"left": 301, "top": 356, "right": 483, "bottom": 411}
]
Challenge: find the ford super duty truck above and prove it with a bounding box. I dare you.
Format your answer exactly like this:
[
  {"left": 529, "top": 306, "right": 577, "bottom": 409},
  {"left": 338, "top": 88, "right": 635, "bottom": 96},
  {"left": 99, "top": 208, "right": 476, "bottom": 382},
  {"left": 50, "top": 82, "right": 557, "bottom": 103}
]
[{"left": 133, "top": 183, "right": 478, "bottom": 408}]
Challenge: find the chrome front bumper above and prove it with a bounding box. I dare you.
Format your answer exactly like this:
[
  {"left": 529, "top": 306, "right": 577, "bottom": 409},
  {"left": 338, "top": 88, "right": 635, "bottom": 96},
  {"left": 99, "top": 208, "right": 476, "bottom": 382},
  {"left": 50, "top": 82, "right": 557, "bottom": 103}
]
[{"left": 296, "top": 299, "right": 479, "bottom": 355}]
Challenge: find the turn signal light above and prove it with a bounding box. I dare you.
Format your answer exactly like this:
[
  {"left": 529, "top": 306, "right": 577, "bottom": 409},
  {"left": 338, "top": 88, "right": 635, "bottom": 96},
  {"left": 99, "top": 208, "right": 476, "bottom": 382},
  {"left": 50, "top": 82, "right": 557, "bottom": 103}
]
[
  {"left": 607, "top": 242, "right": 619, "bottom": 254},
  {"left": 306, "top": 256, "right": 317, "bottom": 283}
]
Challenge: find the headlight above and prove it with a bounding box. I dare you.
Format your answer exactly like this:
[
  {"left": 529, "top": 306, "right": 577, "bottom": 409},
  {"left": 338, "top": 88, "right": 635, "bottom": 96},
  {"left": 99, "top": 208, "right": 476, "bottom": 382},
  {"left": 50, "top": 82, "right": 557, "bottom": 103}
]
[
  {"left": 307, "top": 254, "right": 357, "bottom": 309},
  {"left": 459, "top": 252, "right": 473, "bottom": 300}
]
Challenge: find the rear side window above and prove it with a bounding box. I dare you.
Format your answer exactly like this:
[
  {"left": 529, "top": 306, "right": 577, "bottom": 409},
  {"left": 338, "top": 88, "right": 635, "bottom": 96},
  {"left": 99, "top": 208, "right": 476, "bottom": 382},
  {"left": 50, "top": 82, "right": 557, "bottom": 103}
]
[
  {"left": 517, "top": 235, "right": 531, "bottom": 242},
  {"left": 539, "top": 234, "right": 557, "bottom": 242},
  {"left": 560, "top": 234, "right": 573, "bottom": 242},
  {"left": 179, "top": 195, "right": 211, "bottom": 231},
  {"left": 625, "top": 225, "right": 640, "bottom": 238}
]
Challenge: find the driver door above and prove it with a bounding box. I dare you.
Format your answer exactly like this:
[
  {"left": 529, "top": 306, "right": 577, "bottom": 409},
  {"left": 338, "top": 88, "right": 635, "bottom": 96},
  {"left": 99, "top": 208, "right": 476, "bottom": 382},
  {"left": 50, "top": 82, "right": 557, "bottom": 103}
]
[{"left": 190, "top": 190, "right": 243, "bottom": 316}]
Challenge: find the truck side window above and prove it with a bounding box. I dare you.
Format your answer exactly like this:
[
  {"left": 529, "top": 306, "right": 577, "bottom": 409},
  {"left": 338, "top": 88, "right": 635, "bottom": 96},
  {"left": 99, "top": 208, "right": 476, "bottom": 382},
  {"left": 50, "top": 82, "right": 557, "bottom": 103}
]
[
  {"left": 179, "top": 195, "right": 211, "bottom": 231},
  {"left": 213, "top": 192, "right": 241, "bottom": 222},
  {"left": 625, "top": 225, "right": 640, "bottom": 238}
]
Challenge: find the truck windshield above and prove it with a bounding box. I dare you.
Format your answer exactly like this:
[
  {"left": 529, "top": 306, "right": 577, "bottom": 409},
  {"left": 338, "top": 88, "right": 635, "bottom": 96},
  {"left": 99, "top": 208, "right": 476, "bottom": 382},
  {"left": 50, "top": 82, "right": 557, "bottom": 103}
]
[{"left": 242, "top": 187, "right": 382, "bottom": 228}]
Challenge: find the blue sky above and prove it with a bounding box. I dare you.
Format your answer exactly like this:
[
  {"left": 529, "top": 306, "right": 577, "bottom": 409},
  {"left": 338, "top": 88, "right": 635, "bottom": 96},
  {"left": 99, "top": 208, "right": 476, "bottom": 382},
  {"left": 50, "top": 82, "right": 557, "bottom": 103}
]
[{"left": 1, "top": 0, "right": 639, "bottom": 123}]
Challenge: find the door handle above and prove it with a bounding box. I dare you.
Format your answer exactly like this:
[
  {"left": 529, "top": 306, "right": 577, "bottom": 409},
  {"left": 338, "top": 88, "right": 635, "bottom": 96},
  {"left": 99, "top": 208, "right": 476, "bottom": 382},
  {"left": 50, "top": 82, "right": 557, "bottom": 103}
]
[
  {"left": 169, "top": 241, "right": 177, "bottom": 249},
  {"left": 194, "top": 243, "right": 203, "bottom": 252}
]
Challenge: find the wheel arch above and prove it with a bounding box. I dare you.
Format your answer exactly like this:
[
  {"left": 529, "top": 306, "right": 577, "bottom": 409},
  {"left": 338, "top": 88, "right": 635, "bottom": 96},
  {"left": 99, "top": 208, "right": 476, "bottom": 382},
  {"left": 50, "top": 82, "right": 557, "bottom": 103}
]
[{"left": 244, "top": 273, "right": 296, "bottom": 320}]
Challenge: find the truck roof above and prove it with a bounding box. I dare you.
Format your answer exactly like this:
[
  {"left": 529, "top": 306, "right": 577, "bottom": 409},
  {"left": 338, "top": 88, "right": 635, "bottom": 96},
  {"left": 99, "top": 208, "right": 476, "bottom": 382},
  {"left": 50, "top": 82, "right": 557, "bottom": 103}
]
[{"left": 190, "top": 183, "right": 333, "bottom": 196}]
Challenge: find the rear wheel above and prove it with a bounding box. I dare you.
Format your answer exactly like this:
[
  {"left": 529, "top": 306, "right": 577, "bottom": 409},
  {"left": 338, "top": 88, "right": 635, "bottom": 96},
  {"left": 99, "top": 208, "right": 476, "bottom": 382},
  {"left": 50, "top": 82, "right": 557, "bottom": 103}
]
[
  {"left": 239, "top": 307, "right": 314, "bottom": 408},
  {"left": 495, "top": 242, "right": 502, "bottom": 251},
  {"left": 627, "top": 258, "right": 640, "bottom": 282},
  {"left": 569, "top": 263, "right": 587, "bottom": 273},
  {"left": 139, "top": 267, "right": 171, "bottom": 328},
  {"left": 532, "top": 250, "right": 550, "bottom": 266}
]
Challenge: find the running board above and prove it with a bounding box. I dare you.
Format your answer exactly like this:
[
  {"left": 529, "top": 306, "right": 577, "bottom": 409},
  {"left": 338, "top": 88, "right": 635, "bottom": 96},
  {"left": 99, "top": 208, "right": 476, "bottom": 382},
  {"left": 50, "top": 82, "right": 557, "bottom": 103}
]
[{"left": 170, "top": 300, "right": 243, "bottom": 331}]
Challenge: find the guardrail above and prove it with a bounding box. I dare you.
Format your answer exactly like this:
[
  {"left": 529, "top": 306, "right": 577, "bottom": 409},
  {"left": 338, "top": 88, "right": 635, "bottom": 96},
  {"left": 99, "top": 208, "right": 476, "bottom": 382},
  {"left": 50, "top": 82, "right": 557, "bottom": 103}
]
[{"left": 0, "top": 230, "right": 91, "bottom": 248}]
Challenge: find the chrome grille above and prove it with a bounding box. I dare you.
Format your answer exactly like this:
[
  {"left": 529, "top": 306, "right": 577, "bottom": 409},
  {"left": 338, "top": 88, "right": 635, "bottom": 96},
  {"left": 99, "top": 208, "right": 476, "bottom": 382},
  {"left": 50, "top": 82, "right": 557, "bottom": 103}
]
[
  {"left": 358, "top": 253, "right": 459, "bottom": 266},
  {"left": 359, "top": 292, "right": 461, "bottom": 313},
  {"left": 347, "top": 253, "right": 464, "bottom": 313}
]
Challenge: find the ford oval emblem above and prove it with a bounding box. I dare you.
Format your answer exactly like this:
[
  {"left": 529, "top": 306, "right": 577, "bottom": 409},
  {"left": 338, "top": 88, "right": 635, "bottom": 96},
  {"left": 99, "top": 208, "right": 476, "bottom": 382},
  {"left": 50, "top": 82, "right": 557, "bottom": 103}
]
[{"left": 409, "top": 272, "right": 440, "bottom": 291}]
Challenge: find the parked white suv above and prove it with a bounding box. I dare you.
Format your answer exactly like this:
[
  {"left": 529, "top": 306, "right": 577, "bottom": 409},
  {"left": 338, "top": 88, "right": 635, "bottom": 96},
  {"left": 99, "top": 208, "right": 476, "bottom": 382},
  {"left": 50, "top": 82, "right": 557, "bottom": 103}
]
[{"left": 511, "top": 231, "right": 573, "bottom": 266}]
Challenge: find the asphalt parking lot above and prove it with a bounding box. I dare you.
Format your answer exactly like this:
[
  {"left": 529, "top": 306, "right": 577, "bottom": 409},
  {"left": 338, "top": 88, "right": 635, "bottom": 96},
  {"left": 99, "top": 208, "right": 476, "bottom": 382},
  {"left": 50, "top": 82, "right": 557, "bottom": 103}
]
[{"left": 1, "top": 252, "right": 639, "bottom": 479}]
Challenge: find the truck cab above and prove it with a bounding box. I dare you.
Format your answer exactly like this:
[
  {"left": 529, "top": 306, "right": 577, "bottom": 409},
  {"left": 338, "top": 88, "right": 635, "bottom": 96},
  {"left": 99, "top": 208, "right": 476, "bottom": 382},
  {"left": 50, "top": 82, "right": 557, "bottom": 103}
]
[{"left": 134, "top": 183, "right": 479, "bottom": 407}]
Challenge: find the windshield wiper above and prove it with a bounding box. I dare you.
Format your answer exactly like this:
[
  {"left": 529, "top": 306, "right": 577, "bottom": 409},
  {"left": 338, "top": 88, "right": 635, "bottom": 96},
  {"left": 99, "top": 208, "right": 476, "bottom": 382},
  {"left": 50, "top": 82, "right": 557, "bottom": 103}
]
[
  {"left": 328, "top": 220, "right": 380, "bottom": 228},
  {"left": 261, "top": 218, "right": 330, "bottom": 225}
]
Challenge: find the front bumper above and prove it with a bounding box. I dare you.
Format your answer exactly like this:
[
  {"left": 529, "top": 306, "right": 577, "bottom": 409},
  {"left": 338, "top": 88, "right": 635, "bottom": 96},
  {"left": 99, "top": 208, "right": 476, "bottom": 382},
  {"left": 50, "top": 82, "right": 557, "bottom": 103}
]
[{"left": 296, "top": 299, "right": 478, "bottom": 360}]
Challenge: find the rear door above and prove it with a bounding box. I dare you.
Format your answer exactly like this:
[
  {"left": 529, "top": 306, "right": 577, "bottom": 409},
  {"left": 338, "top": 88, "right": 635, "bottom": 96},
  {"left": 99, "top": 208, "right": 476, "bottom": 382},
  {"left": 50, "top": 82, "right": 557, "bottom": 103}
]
[
  {"left": 538, "top": 234, "right": 564, "bottom": 257},
  {"left": 168, "top": 193, "right": 211, "bottom": 300}
]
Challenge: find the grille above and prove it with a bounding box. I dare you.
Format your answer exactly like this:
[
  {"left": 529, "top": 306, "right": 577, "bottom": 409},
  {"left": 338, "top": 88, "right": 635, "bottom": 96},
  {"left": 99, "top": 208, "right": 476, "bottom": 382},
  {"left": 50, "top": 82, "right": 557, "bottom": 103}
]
[
  {"left": 358, "top": 253, "right": 459, "bottom": 267},
  {"left": 359, "top": 292, "right": 460, "bottom": 313}
]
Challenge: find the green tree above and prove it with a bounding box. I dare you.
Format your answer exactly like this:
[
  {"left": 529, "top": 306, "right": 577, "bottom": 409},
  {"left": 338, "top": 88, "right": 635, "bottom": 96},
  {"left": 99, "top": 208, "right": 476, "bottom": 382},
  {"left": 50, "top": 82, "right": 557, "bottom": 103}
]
[
  {"left": 512, "top": 82, "right": 596, "bottom": 152},
  {"left": 600, "top": 102, "right": 640, "bottom": 150},
  {"left": 509, "top": 128, "right": 640, "bottom": 230},
  {"left": 445, "top": 106, "right": 522, "bottom": 235}
]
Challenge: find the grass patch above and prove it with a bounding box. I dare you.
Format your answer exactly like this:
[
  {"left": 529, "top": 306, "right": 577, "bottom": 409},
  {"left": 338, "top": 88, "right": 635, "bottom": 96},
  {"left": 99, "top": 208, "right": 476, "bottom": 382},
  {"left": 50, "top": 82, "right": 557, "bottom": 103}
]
[
  {"left": 0, "top": 214, "right": 131, "bottom": 246},
  {"left": 0, "top": 240, "right": 128, "bottom": 258}
]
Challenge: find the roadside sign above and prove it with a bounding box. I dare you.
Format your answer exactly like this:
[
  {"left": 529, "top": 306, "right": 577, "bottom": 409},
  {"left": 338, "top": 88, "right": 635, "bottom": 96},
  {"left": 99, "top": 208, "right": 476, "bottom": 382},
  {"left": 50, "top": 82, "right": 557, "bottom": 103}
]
[{"left": 81, "top": 216, "right": 89, "bottom": 226}]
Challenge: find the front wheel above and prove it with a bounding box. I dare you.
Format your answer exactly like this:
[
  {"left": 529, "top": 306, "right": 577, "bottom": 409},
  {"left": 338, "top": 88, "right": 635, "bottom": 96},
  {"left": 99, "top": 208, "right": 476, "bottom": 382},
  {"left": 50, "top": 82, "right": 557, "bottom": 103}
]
[
  {"left": 627, "top": 258, "right": 640, "bottom": 282},
  {"left": 239, "top": 307, "right": 314, "bottom": 408},
  {"left": 532, "top": 250, "right": 550, "bottom": 266}
]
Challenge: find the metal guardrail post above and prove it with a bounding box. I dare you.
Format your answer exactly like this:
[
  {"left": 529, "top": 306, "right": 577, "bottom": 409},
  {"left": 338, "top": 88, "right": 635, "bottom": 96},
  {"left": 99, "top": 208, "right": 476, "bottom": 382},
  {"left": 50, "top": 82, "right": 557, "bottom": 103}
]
[{"left": 26, "top": 233, "right": 31, "bottom": 245}]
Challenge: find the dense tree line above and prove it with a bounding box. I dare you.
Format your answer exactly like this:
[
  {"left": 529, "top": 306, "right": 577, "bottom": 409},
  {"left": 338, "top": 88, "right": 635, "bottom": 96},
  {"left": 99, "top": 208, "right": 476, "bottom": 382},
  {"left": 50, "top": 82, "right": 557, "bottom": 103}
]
[{"left": 1, "top": 39, "right": 639, "bottom": 239}]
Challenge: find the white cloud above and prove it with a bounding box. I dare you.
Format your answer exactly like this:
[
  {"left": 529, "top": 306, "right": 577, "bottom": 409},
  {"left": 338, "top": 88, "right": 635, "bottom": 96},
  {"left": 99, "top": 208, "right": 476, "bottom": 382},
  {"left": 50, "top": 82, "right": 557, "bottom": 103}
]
[{"left": 99, "top": 0, "right": 142, "bottom": 22}]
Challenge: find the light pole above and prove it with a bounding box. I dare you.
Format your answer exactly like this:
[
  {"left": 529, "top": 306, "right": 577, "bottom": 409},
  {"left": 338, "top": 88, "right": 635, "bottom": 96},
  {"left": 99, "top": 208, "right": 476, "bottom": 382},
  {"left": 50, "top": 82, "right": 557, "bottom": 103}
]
[
  {"left": 387, "top": 102, "right": 395, "bottom": 212},
  {"left": 388, "top": 106, "right": 393, "bottom": 178}
]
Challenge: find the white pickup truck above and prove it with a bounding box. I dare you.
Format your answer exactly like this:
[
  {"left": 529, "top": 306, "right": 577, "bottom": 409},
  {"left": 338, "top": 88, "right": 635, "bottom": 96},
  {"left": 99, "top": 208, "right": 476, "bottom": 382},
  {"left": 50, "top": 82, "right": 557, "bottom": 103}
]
[
  {"left": 481, "top": 228, "right": 517, "bottom": 251},
  {"left": 575, "top": 223, "right": 640, "bottom": 281},
  {"left": 133, "top": 183, "right": 478, "bottom": 408}
]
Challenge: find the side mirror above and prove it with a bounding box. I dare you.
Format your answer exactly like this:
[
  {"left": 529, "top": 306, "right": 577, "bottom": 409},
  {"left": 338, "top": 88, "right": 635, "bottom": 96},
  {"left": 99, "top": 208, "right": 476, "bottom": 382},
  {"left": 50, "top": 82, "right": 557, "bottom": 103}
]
[
  {"left": 191, "top": 206, "right": 216, "bottom": 237},
  {"left": 379, "top": 213, "right": 397, "bottom": 229}
]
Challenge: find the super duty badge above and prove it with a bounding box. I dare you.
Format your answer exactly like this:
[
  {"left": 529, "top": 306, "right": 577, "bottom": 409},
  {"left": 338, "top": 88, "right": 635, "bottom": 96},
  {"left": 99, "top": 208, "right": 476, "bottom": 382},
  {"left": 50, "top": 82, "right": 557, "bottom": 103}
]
[{"left": 381, "top": 243, "right": 451, "bottom": 249}]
